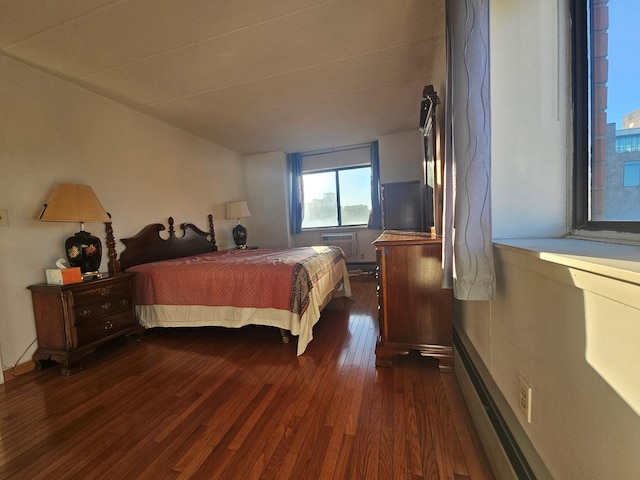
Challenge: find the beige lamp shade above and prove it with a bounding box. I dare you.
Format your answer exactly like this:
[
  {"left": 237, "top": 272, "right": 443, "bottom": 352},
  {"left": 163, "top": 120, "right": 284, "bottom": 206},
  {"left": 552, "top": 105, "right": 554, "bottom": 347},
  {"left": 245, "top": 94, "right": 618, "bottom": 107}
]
[
  {"left": 39, "top": 183, "right": 110, "bottom": 224},
  {"left": 225, "top": 201, "right": 251, "bottom": 220}
]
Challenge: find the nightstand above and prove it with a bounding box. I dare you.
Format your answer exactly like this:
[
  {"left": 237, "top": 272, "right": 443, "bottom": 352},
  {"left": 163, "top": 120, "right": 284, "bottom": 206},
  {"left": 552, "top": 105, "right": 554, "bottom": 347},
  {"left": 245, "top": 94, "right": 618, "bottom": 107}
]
[{"left": 28, "top": 272, "right": 142, "bottom": 375}]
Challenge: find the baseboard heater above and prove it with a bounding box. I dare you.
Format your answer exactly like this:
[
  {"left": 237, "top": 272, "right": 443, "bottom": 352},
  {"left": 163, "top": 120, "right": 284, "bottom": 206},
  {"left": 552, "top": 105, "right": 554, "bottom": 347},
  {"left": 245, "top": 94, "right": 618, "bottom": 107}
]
[{"left": 454, "top": 329, "right": 537, "bottom": 480}]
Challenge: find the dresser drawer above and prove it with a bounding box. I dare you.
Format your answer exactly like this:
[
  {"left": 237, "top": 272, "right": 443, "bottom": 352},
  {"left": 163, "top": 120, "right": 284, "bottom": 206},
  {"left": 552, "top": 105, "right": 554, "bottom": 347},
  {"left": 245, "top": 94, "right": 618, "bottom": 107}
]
[{"left": 76, "top": 309, "right": 137, "bottom": 346}]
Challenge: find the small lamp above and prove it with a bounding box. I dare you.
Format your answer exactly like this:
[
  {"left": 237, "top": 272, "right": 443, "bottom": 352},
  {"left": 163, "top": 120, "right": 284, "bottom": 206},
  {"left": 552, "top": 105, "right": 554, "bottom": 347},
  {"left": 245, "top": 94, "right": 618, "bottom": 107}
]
[
  {"left": 39, "top": 183, "right": 111, "bottom": 278},
  {"left": 225, "top": 200, "right": 251, "bottom": 248}
]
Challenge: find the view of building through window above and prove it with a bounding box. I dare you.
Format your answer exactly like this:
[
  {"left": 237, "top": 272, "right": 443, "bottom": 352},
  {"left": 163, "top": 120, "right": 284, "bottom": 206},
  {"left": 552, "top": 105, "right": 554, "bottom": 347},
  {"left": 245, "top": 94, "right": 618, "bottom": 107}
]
[
  {"left": 302, "top": 166, "right": 372, "bottom": 228},
  {"left": 589, "top": 0, "right": 640, "bottom": 221}
]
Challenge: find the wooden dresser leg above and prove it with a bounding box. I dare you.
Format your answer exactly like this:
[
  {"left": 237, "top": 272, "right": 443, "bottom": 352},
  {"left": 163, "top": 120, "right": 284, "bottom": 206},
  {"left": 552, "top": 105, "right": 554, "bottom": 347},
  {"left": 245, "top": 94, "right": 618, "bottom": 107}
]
[
  {"left": 60, "top": 359, "right": 83, "bottom": 376},
  {"left": 375, "top": 355, "right": 393, "bottom": 367},
  {"left": 375, "top": 341, "right": 410, "bottom": 367},
  {"left": 437, "top": 355, "right": 454, "bottom": 373}
]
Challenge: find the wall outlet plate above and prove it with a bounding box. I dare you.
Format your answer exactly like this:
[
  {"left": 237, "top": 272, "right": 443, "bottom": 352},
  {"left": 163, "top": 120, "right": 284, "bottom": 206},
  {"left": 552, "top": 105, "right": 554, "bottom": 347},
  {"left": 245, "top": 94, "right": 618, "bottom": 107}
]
[
  {"left": 0, "top": 209, "right": 8, "bottom": 227},
  {"left": 519, "top": 375, "right": 532, "bottom": 423}
]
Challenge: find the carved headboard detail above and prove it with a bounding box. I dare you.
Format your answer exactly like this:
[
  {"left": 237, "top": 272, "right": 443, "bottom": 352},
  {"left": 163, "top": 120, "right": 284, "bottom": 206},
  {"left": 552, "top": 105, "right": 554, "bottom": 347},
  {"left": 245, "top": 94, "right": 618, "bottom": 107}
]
[{"left": 106, "top": 214, "right": 217, "bottom": 273}]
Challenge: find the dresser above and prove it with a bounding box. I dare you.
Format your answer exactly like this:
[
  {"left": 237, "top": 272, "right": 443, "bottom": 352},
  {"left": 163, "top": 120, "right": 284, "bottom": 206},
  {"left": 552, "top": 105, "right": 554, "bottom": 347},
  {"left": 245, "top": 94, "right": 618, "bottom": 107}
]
[
  {"left": 28, "top": 272, "right": 142, "bottom": 375},
  {"left": 373, "top": 231, "right": 453, "bottom": 371}
]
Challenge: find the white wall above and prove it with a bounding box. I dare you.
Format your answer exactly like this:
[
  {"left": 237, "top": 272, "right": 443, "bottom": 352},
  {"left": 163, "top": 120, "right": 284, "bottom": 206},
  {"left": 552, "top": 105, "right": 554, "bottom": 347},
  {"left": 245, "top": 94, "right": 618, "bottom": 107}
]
[
  {"left": 454, "top": 0, "right": 640, "bottom": 478},
  {"left": 481, "top": 243, "right": 640, "bottom": 479},
  {"left": 244, "top": 151, "right": 291, "bottom": 249},
  {"left": 378, "top": 130, "right": 424, "bottom": 184},
  {"left": 490, "top": 0, "right": 568, "bottom": 239},
  {"left": 0, "top": 55, "right": 246, "bottom": 375}
]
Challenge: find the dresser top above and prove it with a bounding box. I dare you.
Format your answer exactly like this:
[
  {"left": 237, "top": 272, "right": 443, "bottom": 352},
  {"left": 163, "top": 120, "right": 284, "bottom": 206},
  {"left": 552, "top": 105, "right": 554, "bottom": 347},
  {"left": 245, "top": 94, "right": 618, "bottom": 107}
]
[{"left": 373, "top": 230, "right": 442, "bottom": 246}]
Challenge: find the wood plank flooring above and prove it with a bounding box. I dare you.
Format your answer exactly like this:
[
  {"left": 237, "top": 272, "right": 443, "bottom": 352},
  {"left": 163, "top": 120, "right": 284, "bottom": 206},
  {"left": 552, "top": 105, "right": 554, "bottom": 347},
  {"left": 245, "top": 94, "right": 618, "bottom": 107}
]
[{"left": 0, "top": 276, "right": 494, "bottom": 480}]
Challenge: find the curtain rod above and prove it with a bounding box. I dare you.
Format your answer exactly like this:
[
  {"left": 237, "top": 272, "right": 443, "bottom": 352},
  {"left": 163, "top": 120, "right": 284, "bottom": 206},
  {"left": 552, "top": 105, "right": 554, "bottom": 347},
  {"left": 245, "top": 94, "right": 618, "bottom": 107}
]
[{"left": 298, "top": 142, "right": 373, "bottom": 158}]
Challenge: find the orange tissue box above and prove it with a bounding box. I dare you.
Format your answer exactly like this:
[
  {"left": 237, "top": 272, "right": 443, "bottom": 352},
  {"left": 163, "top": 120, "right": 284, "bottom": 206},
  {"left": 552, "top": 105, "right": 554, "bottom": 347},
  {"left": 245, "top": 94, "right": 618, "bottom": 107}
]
[{"left": 46, "top": 267, "right": 83, "bottom": 285}]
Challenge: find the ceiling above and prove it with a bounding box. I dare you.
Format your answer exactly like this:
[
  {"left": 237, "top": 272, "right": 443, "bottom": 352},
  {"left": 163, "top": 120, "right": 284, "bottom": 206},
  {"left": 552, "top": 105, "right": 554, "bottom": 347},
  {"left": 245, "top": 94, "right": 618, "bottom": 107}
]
[{"left": 0, "top": 0, "right": 445, "bottom": 155}]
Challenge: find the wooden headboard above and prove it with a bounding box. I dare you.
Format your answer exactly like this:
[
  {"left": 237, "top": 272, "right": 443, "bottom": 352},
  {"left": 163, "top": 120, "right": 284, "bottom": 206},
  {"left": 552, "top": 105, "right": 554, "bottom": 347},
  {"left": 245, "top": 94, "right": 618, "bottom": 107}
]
[{"left": 106, "top": 214, "right": 217, "bottom": 273}]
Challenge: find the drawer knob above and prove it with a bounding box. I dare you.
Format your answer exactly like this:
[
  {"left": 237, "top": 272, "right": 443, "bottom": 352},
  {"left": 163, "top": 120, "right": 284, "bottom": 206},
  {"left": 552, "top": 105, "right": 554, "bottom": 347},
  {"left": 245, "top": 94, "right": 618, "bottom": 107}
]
[
  {"left": 101, "top": 302, "right": 112, "bottom": 310},
  {"left": 79, "top": 309, "right": 92, "bottom": 318},
  {"left": 104, "top": 321, "right": 114, "bottom": 330}
]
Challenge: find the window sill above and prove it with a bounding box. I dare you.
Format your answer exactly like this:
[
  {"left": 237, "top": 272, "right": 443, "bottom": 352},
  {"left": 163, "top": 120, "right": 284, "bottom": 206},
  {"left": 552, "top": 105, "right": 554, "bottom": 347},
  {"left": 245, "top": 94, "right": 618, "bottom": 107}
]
[
  {"left": 493, "top": 237, "right": 640, "bottom": 287},
  {"left": 299, "top": 225, "right": 371, "bottom": 233}
]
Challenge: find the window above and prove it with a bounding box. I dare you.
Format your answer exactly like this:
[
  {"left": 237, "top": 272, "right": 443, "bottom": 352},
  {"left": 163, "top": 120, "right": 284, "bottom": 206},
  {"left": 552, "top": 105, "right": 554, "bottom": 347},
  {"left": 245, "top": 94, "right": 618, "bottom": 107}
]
[
  {"left": 616, "top": 133, "right": 640, "bottom": 153},
  {"left": 302, "top": 165, "right": 372, "bottom": 229},
  {"left": 288, "top": 142, "right": 380, "bottom": 234},
  {"left": 624, "top": 161, "right": 640, "bottom": 187},
  {"left": 573, "top": 0, "right": 640, "bottom": 231}
]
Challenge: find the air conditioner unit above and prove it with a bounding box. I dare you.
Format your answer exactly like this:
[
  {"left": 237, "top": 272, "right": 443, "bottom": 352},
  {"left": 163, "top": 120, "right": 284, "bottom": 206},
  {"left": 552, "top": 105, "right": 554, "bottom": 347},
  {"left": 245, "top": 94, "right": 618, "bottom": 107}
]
[{"left": 320, "top": 232, "right": 357, "bottom": 256}]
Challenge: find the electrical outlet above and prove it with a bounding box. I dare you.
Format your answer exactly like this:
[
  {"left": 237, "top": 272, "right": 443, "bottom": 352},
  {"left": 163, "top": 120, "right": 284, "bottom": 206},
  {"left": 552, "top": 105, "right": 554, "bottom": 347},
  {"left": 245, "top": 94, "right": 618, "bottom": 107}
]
[
  {"left": 0, "top": 209, "right": 8, "bottom": 227},
  {"left": 519, "top": 375, "right": 532, "bottom": 423}
]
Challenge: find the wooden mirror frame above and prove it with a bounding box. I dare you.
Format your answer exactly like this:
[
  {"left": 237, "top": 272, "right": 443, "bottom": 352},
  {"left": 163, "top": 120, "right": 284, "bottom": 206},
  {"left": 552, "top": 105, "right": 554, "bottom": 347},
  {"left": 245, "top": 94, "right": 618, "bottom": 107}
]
[{"left": 420, "top": 85, "right": 443, "bottom": 235}]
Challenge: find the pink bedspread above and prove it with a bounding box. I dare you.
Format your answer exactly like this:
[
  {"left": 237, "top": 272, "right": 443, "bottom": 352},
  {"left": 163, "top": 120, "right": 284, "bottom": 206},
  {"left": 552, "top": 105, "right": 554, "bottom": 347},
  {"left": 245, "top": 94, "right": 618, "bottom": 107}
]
[{"left": 127, "top": 246, "right": 346, "bottom": 315}]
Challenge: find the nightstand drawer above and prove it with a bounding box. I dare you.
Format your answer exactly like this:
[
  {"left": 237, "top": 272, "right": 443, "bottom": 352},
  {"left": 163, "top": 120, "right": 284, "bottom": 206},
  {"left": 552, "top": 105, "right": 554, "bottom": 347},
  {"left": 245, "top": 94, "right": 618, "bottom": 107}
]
[
  {"left": 76, "top": 310, "right": 137, "bottom": 346},
  {"left": 74, "top": 293, "right": 131, "bottom": 322},
  {"left": 71, "top": 281, "right": 130, "bottom": 307}
]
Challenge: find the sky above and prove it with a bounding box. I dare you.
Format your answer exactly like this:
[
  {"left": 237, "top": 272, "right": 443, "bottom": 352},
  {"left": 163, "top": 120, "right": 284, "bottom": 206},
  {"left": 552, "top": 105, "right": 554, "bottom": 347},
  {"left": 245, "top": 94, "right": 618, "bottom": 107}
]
[
  {"left": 606, "top": 1, "right": 640, "bottom": 127},
  {"left": 303, "top": 168, "right": 371, "bottom": 207}
]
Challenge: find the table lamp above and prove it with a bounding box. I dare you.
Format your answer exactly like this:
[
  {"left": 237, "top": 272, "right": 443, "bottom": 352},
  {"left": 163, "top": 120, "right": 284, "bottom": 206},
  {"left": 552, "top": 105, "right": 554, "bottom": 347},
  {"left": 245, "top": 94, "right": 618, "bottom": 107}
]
[
  {"left": 39, "top": 183, "right": 111, "bottom": 278},
  {"left": 225, "top": 200, "right": 251, "bottom": 248}
]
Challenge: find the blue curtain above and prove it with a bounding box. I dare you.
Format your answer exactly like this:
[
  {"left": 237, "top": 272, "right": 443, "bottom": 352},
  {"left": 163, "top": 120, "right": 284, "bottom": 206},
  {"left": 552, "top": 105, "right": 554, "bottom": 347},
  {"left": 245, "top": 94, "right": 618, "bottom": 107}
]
[
  {"left": 368, "top": 141, "right": 382, "bottom": 229},
  {"left": 287, "top": 152, "right": 304, "bottom": 234}
]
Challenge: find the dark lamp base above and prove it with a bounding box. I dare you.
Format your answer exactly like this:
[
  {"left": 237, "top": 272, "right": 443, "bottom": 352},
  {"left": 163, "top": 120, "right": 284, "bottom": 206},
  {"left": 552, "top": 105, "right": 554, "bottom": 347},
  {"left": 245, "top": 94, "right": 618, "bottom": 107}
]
[
  {"left": 65, "top": 230, "right": 103, "bottom": 274},
  {"left": 232, "top": 224, "right": 248, "bottom": 247}
]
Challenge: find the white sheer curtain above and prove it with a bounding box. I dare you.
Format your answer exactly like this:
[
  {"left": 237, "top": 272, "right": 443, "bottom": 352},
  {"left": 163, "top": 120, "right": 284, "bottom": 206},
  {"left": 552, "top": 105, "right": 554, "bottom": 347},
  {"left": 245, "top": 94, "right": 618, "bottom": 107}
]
[{"left": 442, "top": 0, "right": 496, "bottom": 301}]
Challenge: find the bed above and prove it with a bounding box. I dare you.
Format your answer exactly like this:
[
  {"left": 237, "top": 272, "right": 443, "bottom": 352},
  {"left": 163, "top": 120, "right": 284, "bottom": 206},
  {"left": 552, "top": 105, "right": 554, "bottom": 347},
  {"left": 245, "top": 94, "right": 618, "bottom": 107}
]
[{"left": 105, "top": 215, "right": 351, "bottom": 355}]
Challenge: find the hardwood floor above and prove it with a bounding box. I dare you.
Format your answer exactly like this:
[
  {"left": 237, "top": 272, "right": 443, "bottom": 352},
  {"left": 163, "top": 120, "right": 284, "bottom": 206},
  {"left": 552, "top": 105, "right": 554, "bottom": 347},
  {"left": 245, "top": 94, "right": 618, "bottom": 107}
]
[{"left": 0, "top": 276, "right": 494, "bottom": 480}]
